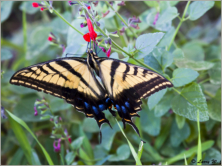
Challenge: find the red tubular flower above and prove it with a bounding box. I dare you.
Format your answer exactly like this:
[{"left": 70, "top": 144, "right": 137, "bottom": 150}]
[
  {"left": 83, "top": 18, "right": 97, "bottom": 42},
  {"left": 68, "top": 137, "right": 72, "bottom": 143},
  {"left": 48, "top": 37, "right": 53, "bottom": 41},
  {"left": 32, "top": 2, "right": 39, "bottom": 7},
  {"left": 87, "top": 6, "right": 91, "bottom": 10},
  {"left": 106, "top": 46, "right": 111, "bottom": 58}
]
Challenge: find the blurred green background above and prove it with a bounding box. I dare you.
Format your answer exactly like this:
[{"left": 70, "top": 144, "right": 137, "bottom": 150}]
[{"left": 1, "top": 1, "right": 221, "bottom": 165}]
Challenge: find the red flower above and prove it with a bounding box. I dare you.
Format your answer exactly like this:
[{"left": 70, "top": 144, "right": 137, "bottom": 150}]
[
  {"left": 48, "top": 36, "right": 53, "bottom": 41},
  {"left": 32, "top": 2, "right": 39, "bottom": 7},
  {"left": 40, "top": 7, "right": 44, "bottom": 11},
  {"left": 87, "top": 6, "right": 91, "bottom": 10},
  {"left": 83, "top": 18, "right": 97, "bottom": 42},
  {"left": 68, "top": 137, "right": 72, "bottom": 143},
  {"left": 106, "top": 46, "right": 111, "bottom": 58},
  {"left": 53, "top": 139, "right": 61, "bottom": 152}
]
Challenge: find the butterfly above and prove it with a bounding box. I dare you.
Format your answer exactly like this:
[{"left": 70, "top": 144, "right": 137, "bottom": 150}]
[{"left": 10, "top": 47, "right": 173, "bottom": 142}]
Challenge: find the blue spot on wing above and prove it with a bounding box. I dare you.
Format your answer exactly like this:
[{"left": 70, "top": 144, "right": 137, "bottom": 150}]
[
  {"left": 121, "top": 106, "right": 127, "bottom": 114},
  {"left": 99, "top": 104, "right": 106, "bottom": 111},
  {"left": 84, "top": 102, "right": 90, "bottom": 109},
  {"left": 115, "top": 105, "right": 121, "bottom": 112},
  {"left": 92, "top": 106, "right": 99, "bottom": 115},
  {"left": 125, "top": 102, "right": 130, "bottom": 108}
]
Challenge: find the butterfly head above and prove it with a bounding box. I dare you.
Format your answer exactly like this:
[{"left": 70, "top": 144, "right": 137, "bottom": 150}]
[{"left": 87, "top": 49, "right": 99, "bottom": 74}]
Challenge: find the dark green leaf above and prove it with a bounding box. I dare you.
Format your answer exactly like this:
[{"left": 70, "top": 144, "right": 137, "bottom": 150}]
[
  {"left": 108, "top": 144, "right": 130, "bottom": 161},
  {"left": 171, "top": 83, "right": 209, "bottom": 121},
  {"left": 9, "top": 148, "right": 24, "bottom": 165},
  {"left": 172, "top": 68, "right": 199, "bottom": 87},
  {"left": 188, "top": 1, "right": 215, "bottom": 21},
  {"left": 135, "top": 32, "right": 165, "bottom": 59},
  {"left": 205, "top": 45, "right": 221, "bottom": 61},
  {"left": 208, "top": 61, "right": 221, "bottom": 84},
  {"left": 1, "top": 1, "right": 13, "bottom": 23}
]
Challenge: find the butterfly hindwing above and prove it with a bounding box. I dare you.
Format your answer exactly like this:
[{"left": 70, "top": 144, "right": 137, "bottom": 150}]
[
  {"left": 98, "top": 58, "right": 173, "bottom": 135},
  {"left": 10, "top": 57, "right": 111, "bottom": 130}
]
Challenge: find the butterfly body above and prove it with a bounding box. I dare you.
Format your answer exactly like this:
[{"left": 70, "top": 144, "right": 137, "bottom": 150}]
[{"left": 10, "top": 49, "right": 173, "bottom": 142}]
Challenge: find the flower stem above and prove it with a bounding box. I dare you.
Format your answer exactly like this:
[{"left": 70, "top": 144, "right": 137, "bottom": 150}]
[
  {"left": 105, "top": 1, "right": 138, "bottom": 38},
  {"left": 114, "top": 15, "right": 127, "bottom": 47},
  {"left": 167, "top": 1, "right": 191, "bottom": 51},
  {"left": 22, "top": 9, "right": 27, "bottom": 53},
  {"left": 44, "top": 1, "right": 83, "bottom": 35}
]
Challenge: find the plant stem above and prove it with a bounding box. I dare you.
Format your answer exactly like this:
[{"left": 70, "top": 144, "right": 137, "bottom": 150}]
[
  {"left": 44, "top": 1, "right": 83, "bottom": 35},
  {"left": 105, "top": 1, "right": 138, "bottom": 38},
  {"left": 168, "top": 1, "right": 191, "bottom": 51},
  {"left": 114, "top": 15, "right": 127, "bottom": 47},
  {"left": 204, "top": 90, "right": 214, "bottom": 98},
  {"left": 22, "top": 9, "right": 27, "bottom": 53},
  {"left": 199, "top": 78, "right": 210, "bottom": 84}
]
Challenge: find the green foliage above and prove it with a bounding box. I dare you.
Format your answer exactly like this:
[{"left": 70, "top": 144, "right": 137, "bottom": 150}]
[{"left": 1, "top": 1, "right": 220, "bottom": 165}]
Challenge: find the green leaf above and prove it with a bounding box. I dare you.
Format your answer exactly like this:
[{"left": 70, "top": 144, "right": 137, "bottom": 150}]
[
  {"left": 188, "top": 1, "right": 215, "bottom": 21},
  {"left": 167, "top": 140, "right": 214, "bottom": 164},
  {"left": 154, "top": 90, "right": 174, "bottom": 117},
  {"left": 171, "top": 83, "right": 209, "bottom": 122},
  {"left": 205, "top": 118, "right": 216, "bottom": 132},
  {"left": 13, "top": 94, "right": 43, "bottom": 122},
  {"left": 172, "top": 68, "right": 199, "bottom": 87},
  {"left": 27, "top": 27, "right": 51, "bottom": 59},
  {"left": 144, "top": 47, "right": 174, "bottom": 73},
  {"left": 137, "top": 141, "right": 144, "bottom": 160},
  {"left": 205, "top": 45, "right": 221, "bottom": 61},
  {"left": 51, "top": 11, "right": 72, "bottom": 34},
  {"left": 158, "top": 27, "right": 175, "bottom": 47},
  {"left": 187, "top": 26, "right": 203, "bottom": 39},
  {"left": 174, "top": 58, "right": 214, "bottom": 71},
  {"left": 83, "top": 118, "right": 100, "bottom": 133},
  {"left": 108, "top": 144, "right": 130, "bottom": 161},
  {"left": 31, "top": 149, "right": 42, "bottom": 165},
  {"left": 144, "top": 1, "right": 159, "bottom": 7},
  {"left": 135, "top": 32, "right": 165, "bottom": 59},
  {"left": 217, "top": 129, "right": 221, "bottom": 150},
  {"left": 208, "top": 61, "right": 221, "bottom": 84},
  {"left": 65, "top": 151, "right": 76, "bottom": 165},
  {"left": 19, "top": 1, "right": 39, "bottom": 14},
  {"left": 170, "top": 120, "right": 190, "bottom": 147},
  {"left": 1, "top": 1, "right": 13, "bottom": 23},
  {"left": 208, "top": 88, "right": 221, "bottom": 121},
  {"left": 141, "top": 103, "right": 161, "bottom": 136},
  {"left": 176, "top": 114, "right": 186, "bottom": 129},
  {"left": 115, "top": 119, "right": 142, "bottom": 165},
  {"left": 79, "top": 148, "right": 93, "bottom": 165},
  {"left": 101, "top": 123, "right": 119, "bottom": 151},
  {"left": 173, "top": 48, "right": 184, "bottom": 59},
  {"left": 1, "top": 48, "right": 13, "bottom": 61},
  {"left": 9, "top": 148, "right": 24, "bottom": 165},
  {"left": 148, "top": 89, "right": 167, "bottom": 110},
  {"left": 184, "top": 154, "right": 188, "bottom": 165},
  {"left": 203, "top": 148, "right": 221, "bottom": 164},
  {"left": 156, "top": 7, "right": 179, "bottom": 26},
  {"left": 182, "top": 41, "right": 205, "bottom": 61},
  {"left": 6, "top": 110, "right": 54, "bottom": 165},
  {"left": 71, "top": 136, "right": 84, "bottom": 150}
]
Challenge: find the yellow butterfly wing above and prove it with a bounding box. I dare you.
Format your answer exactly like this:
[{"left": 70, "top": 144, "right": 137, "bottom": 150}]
[
  {"left": 98, "top": 58, "right": 173, "bottom": 136},
  {"left": 10, "top": 57, "right": 111, "bottom": 128}
]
